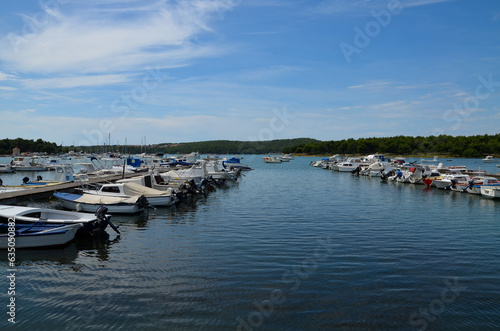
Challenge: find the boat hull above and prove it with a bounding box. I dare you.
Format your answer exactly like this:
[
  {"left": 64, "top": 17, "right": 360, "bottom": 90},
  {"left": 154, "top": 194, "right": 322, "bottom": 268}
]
[
  {"left": 0, "top": 223, "right": 82, "bottom": 249},
  {"left": 0, "top": 205, "right": 108, "bottom": 235},
  {"left": 481, "top": 186, "right": 500, "bottom": 199}
]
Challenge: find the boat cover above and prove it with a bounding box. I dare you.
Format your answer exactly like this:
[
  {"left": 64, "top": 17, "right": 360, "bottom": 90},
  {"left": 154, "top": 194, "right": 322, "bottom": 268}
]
[
  {"left": 56, "top": 192, "right": 141, "bottom": 204},
  {"left": 122, "top": 183, "right": 167, "bottom": 196}
]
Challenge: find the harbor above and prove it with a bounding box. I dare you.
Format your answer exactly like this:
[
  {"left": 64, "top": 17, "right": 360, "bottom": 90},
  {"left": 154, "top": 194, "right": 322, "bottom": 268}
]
[{"left": 1, "top": 155, "right": 499, "bottom": 330}]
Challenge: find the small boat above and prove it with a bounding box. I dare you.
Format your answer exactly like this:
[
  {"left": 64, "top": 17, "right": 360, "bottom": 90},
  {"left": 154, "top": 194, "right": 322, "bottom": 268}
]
[
  {"left": 482, "top": 156, "right": 498, "bottom": 163},
  {"left": 463, "top": 177, "right": 500, "bottom": 195},
  {"left": 433, "top": 173, "right": 471, "bottom": 190},
  {"left": 0, "top": 164, "right": 14, "bottom": 173},
  {"left": 81, "top": 182, "right": 177, "bottom": 207},
  {"left": 263, "top": 156, "right": 283, "bottom": 163},
  {"left": 20, "top": 164, "right": 76, "bottom": 186},
  {"left": 0, "top": 205, "right": 111, "bottom": 235},
  {"left": 421, "top": 156, "right": 439, "bottom": 163},
  {"left": 0, "top": 223, "right": 82, "bottom": 249},
  {"left": 337, "top": 158, "right": 368, "bottom": 172},
  {"left": 481, "top": 186, "right": 500, "bottom": 199},
  {"left": 11, "top": 156, "right": 49, "bottom": 171},
  {"left": 54, "top": 192, "right": 149, "bottom": 214},
  {"left": 222, "top": 157, "right": 253, "bottom": 171}
]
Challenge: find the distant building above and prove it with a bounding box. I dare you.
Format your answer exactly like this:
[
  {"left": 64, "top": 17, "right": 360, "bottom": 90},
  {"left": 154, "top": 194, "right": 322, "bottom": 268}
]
[{"left": 12, "top": 147, "right": 20, "bottom": 156}]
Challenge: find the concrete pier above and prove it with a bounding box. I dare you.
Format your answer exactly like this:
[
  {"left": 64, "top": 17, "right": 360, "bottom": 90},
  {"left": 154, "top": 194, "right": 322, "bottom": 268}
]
[{"left": 0, "top": 172, "right": 145, "bottom": 204}]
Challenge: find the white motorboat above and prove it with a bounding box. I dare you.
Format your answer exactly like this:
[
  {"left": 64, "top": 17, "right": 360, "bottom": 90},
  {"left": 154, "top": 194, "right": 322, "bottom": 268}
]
[
  {"left": 481, "top": 186, "right": 500, "bottom": 199},
  {"left": 21, "top": 164, "right": 76, "bottom": 186},
  {"left": 175, "top": 152, "right": 200, "bottom": 164},
  {"left": 0, "top": 223, "right": 82, "bottom": 249},
  {"left": 421, "top": 156, "right": 438, "bottom": 163},
  {"left": 263, "top": 156, "right": 283, "bottom": 163},
  {"left": 464, "top": 177, "right": 500, "bottom": 195},
  {"left": 0, "top": 205, "right": 110, "bottom": 235},
  {"left": 433, "top": 173, "right": 471, "bottom": 190},
  {"left": 54, "top": 192, "right": 149, "bottom": 214},
  {"left": 11, "top": 156, "right": 49, "bottom": 171},
  {"left": 0, "top": 164, "right": 14, "bottom": 173},
  {"left": 81, "top": 182, "right": 177, "bottom": 207},
  {"left": 362, "top": 161, "right": 394, "bottom": 177},
  {"left": 160, "top": 160, "right": 208, "bottom": 186},
  {"left": 337, "top": 158, "right": 368, "bottom": 172},
  {"left": 482, "top": 156, "right": 498, "bottom": 163}
]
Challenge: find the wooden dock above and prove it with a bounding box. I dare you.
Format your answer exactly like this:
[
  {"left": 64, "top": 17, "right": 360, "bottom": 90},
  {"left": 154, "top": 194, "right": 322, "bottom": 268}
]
[{"left": 0, "top": 172, "right": 145, "bottom": 204}]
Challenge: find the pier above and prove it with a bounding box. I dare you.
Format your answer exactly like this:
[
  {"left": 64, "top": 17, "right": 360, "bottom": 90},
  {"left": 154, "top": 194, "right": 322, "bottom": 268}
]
[{"left": 0, "top": 172, "right": 145, "bottom": 204}]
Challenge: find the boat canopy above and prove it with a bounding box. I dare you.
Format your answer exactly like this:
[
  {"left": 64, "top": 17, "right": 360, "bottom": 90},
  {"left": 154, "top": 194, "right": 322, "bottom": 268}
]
[
  {"left": 58, "top": 193, "right": 142, "bottom": 204},
  {"left": 121, "top": 183, "right": 167, "bottom": 196}
]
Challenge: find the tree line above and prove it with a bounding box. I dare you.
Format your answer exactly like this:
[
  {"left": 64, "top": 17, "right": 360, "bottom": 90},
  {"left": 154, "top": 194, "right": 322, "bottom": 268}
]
[
  {"left": 0, "top": 138, "right": 62, "bottom": 155},
  {"left": 282, "top": 134, "right": 500, "bottom": 157},
  {"left": 78, "top": 138, "right": 320, "bottom": 155},
  {"left": 3, "top": 135, "right": 499, "bottom": 157}
]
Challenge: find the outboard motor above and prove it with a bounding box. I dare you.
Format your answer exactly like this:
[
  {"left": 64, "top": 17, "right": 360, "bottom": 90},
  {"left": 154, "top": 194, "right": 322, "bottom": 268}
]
[
  {"left": 95, "top": 205, "right": 120, "bottom": 234},
  {"left": 463, "top": 179, "right": 475, "bottom": 192},
  {"left": 351, "top": 166, "right": 361, "bottom": 175}
]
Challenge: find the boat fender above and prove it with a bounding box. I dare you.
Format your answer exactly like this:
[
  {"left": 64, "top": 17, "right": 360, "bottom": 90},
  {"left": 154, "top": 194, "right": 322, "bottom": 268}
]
[
  {"left": 23, "top": 177, "right": 30, "bottom": 184},
  {"left": 37, "top": 175, "right": 43, "bottom": 181}
]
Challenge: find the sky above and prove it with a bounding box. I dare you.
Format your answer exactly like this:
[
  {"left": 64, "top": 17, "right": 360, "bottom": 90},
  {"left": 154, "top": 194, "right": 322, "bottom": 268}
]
[{"left": 0, "top": 0, "right": 499, "bottom": 146}]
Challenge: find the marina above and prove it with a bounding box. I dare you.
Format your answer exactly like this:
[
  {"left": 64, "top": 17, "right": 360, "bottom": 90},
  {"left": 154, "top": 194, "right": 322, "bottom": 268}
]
[{"left": 1, "top": 154, "right": 499, "bottom": 330}]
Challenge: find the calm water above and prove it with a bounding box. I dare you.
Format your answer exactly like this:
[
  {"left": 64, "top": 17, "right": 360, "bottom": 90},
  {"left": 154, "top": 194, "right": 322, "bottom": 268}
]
[{"left": 1, "top": 155, "right": 499, "bottom": 330}]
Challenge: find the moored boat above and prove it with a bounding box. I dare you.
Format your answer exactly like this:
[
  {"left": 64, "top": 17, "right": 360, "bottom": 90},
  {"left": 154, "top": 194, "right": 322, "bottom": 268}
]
[
  {"left": 480, "top": 186, "right": 500, "bottom": 199},
  {"left": 0, "top": 164, "right": 14, "bottom": 173},
  {"left": 464, "top": 177, "right": 500, "bottom": 195},
  {"left": 482, "top": 156, "right": 498, "bottom": 163},
  {"left": 0, "top": 205, "right": 110, "bottom": 235},
  {"left": 263, "top": 156, "right": 283, "bottom": 163},
  {"left": 421, "top": 156, "right": 439, "bottom": 163},
  {"left": 81, "top": 182, "right": 177, "bottom": 207},
  {"left": 0, "top": 223, "right": 82, "bottom": 249},
  {"left": 53, "top": 192, "right": 149, "bottom": 214}
]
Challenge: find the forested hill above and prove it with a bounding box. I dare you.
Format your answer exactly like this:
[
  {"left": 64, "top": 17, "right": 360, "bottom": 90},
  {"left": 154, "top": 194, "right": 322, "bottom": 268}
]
[
  {"left": 282, "top": 134, "right": 500, "bottom": 158},
  {"left": 0, "top": 138, "right": 61, "bottom": 155},
  {"left": 151, "top": 138, "right": 320, "bottom": 155}
]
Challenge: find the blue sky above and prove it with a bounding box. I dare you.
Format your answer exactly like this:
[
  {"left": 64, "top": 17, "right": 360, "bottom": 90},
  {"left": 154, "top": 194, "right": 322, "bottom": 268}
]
[{"left": 0, "top": 0, "right": 499, "bottom": 146}]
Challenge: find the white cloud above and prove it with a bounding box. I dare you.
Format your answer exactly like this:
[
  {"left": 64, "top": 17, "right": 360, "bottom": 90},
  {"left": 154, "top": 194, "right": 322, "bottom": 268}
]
[
  {"left": 0, "top": 86, "right": 17, "bottom": 91},
  {"left": 21, "top": 74, "right": 130, "bottom": 89},
  {"left": 0, "top": 0, "right": 235, "bottom": 74},
  {"left": 402, "top": 0, "right": 453, "bottom": 8},
  {"left": 311, "top": 0, "right": 452, "bottom": 15}
]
